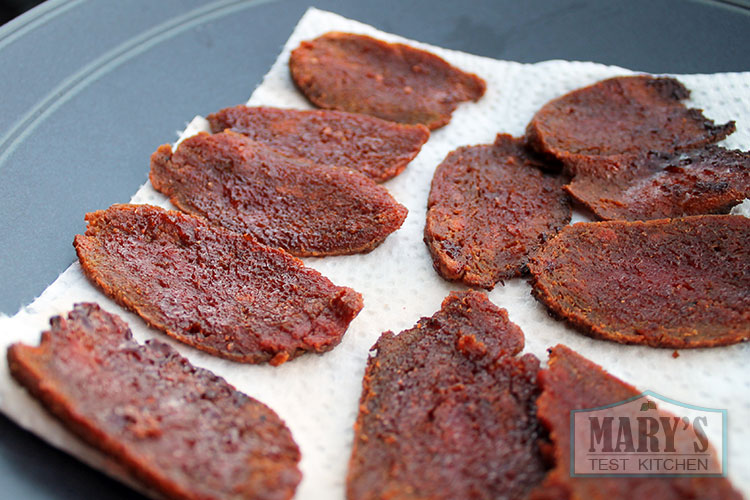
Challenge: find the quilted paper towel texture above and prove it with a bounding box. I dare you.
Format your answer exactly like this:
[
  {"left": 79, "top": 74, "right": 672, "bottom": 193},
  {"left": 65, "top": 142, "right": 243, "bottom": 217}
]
[{"left": 1, "top": 7, "right": 748, "bottom": 499}]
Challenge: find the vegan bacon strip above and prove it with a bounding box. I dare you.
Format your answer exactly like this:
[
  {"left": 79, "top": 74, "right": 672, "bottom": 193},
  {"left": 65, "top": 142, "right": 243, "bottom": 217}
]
[
  {"left": 347, "top": 290, "right": 546, "bottom": 500},
  {"left": 150, "top": 131, "right": 408, "bottom": 257},
  {"left": 289, "top": 31, "right": 485, "bottom": 130},
  {"left": 7, "top": 303, "right": 302, "bottom": 500},
  {"left": 529, "top": 345, "right": 742, "bottom": 500},
  {"left": 425, "top": 134, "right": 570, "bottom": 289},
  {"left": 74, "top": 204, "right": 363, "bottom": 365},
  {"left": 528, "top": 215, "right": 750, "bottom": 348},
  {"left": 525, "top": 75, "right": 735, "bottom": 174},
  {"left": 207, "top": 106, "right": 429, "bottom": 183}
]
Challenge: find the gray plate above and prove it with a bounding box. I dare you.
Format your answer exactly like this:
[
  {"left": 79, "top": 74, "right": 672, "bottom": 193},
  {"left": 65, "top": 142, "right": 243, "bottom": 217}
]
[{"left": 1, "top": 0, "right": 748, "bottom": 498}]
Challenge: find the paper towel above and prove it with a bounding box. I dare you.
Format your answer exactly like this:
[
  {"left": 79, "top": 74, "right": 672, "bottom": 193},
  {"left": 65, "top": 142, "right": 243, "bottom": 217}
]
[{"left": 1, "top": 7, "right": 748, "bottom": 499}]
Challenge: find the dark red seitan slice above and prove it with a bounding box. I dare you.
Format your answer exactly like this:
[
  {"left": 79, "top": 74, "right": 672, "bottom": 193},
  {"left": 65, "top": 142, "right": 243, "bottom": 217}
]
[
  {"left": 7, "top": 303, "right": 302, "bottom": 500},
  {"left": 564, "top": 146, "right": 750, "bottom": 221},
  {"left": 425, "top": 134, "right": 570, "bottom": 289},
  {"left": 207, "top": 106, "right": 429, "bottom": 183},
  {"left": 347, "top": 290, "right": 546, "bottom": 500},
  {"left": 528, "top": 215, "right": 750, "bottom": 348},
  {"left": 525, "top": 75, "right": 735, "bottom": 174},
  {"left": 73, "top": 204, "right": 363, "bottom": 365},
  {"left": 529, "top": 345, "right": 742, "bottom": 500},
  {"left": 150, "top": 131, "right": 408, "bottom": 257},
  {"left": 289, "top": 31, "right": 486, "bottom": 130}
]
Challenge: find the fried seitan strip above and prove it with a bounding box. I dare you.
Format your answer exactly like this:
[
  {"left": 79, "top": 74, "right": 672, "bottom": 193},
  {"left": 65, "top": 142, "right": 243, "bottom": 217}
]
[
  {"left": 525, "top": 75, "right": 735, "bottom": 174},
  {"left": 207, "top": 106, "right": 429, "bottom": 183},
  {"left": 74, "top": 204, "right": 363, "bottom": 365},
  {"left": 425, "top": 134, "right": 570, "bottom": 289},
  {"left": 564, "top": 146, "right": 750, "bottom": 220},
  {"left": 7, "top": 303, "right": 302, "bottom": 500},
  {"left": 529, "top": 345, "right": 742, "bottom": 500},
  {"left": 347, "top": 290, "right": 546, "bottom": 500},
  {"left": 289, "top": 31, "right": 486, "bottom": 130},
  {"left": 528, "top": 215, "right": 750, "bottom": 348},
  {"left": 150, "top": 131, "right": 408, "bottom": 257}
]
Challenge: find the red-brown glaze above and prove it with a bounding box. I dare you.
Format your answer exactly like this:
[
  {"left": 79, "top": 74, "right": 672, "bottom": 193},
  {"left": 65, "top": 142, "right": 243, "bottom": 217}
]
[
  {"left": 7, "top": 303, "right": 302, "bottom": 500},
  {"left": 207, "top": 106, "right": 429, "bottom": 183},
  {"left": 73, "top": 204, "right": 363, "bottom": 365},
  {"left": 425, "top": 134, "right": 570, "bottom": 289},
  {"left": 150, "top": 131, "right": 408, "bottom": 257},
  {"left": 525, "top": 75, "right": 735, "bottom": 174},
  {"left": 529, "top": 345, "right": 742, "bottom": 500},
  {"left": 347, "top": 290, "right": 546, "bottom": 500},
  {"left": 528, "top": 216, "right": 750, "bottom": 347},
  {"left": 564, "top": 146, "right": 750, "bottom": 220},
  {"left": 289, "top": 32, "right": 486, "bottom": 130}
]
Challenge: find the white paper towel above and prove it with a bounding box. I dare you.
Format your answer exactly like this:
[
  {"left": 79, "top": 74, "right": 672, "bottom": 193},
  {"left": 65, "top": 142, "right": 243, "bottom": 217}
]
[{"left": 1, "top": 7, "right": 748, "bottom": 499}]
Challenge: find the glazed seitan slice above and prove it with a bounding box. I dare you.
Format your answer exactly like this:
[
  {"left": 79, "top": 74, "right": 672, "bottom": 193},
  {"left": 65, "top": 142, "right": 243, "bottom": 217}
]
[
  {"left": 563, "top": 146, "right": 750, "bottom": 221},
  {"left": 74, "top": 204, "right": 363, "bottom": 365},
  {"left": 207, "top": 105, "right": 429, "bottom": 183},
  {"left": 528, "top": 215, "right": 750, "bottom": 348},
  {"left": 347, "top": 290, "right": 546, "bottom": 500},
  {"left": 425, "top": 134, "right": 570, "bottom": 289},
  {"left": 289, "top": 31, "right": 485, "bottom": 130},
  {"left": 530, "top": 345, "right": 742, "bottom": 500},
  {"left": 525, "top": 75, "right": 735, "bottom": 174},
  {"left": 7, "top": 303, "right": 302, "bottom": 500},
  {"left": 150, "top": 131, "right": 408, "bottom": 257}
]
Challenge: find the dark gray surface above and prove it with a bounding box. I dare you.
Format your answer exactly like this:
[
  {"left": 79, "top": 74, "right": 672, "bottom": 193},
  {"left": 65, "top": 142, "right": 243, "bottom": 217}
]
[{"left": 0, "top": 0, "right": 748, "bottom": 498}]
